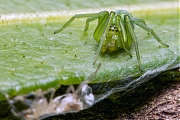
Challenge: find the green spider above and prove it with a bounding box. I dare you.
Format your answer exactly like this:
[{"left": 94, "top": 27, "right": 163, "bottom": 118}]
[{"left": 54, "top": 10, "right": 169, "bottom": 71}]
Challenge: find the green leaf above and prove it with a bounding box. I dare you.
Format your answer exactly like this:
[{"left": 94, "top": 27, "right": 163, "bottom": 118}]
[
  {"left": 0, "top": 1, "right": 179, "bottom": 100},
  {"left": 0, "top": 0, "right": 175, "bottom": 14}
]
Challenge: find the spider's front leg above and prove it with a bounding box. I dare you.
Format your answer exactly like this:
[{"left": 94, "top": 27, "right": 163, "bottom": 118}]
[
  {"left": 84, "top": 11, "right": 109, "bottom": 33},
  {"left": 92, "top": 11, "right": 116, "bottom": 65},
  {"left": 53, "top": 11, "right": 110, "bottom": 65},
  {"left": 84, "top": 16, "right": 99, "bottom": 32},
  {"left": 77, "top": 63, "right": 101, "bottom": 108},
  {"left": 116, "top": 15, "right": 132, "bottom": 58},
  {"left": 54, "top": 12, "right": 100, "bottom": 34}
]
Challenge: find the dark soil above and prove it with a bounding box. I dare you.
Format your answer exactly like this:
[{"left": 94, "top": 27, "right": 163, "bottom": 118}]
[{"left": 123, "top": 82, "right": 180, "bottom": 120}]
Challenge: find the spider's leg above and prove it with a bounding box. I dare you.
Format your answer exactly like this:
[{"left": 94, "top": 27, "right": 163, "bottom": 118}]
[
  {"left": 84, "top": 17, "right": 99, "bottom": 31},
  {"left": 14, "top": 109, "right": 33, "bottom": 118},
  {"left": 134, "top": 18, "right": 146, "bottom": 25},
  {"left": 84, "top": 11, "right": 107, "bottom": 32},
  {"left": 131, "top": 18, "right": 169, "bottom": 47},
  {"left": 116, "top": 15, "right": 132, "bottom": 57},
  {"left": 93, "top": 11, "right": 114, "bottom": 65},
  {"left": 4, "top": 94, "right": 32, "bottom": 118},
  {"left": 14, "top": 95, "right": 33, "bottom": 106},
  {"left": 66, "top": 85, "right": 76, "bottom": 94},
  {"left": 84, "top": 63, "right": 101, "bottom": 83},
  {"left": 7, "top": 91, "right": 34, "bottom": 107},
  {"left": 93, "top": 11, "right": 109, "bottom": 43},
  {"left": 11, "top": 109, "right": 27, "bottom": 118},
  {"left": 54, "top": 13, "right": 100, "bottom": 34},
  {"left": 125, "top": 15, "right": 142, "bottom": 71},
  {"left": 75, "top": 63, "right": 100, "bottom": 101},
  {"left": 44, "top": 88, "right": 56, "bottom": 102},
  {"left": 4, "top": 94, "right": 22, "bottom": 116}
]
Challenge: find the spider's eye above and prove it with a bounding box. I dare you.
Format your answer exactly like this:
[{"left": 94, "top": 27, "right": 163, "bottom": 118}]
[{"left": 109, "top": 26, "right": 118, "bottom": 32}]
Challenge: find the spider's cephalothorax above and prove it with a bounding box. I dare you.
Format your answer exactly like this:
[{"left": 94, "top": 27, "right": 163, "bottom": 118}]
[
  {"left": 101, "top": 25, "right": 119, "bottom": 53},
  {"left": 54, "top": 10, "right": 169, "bottom": 71}
]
